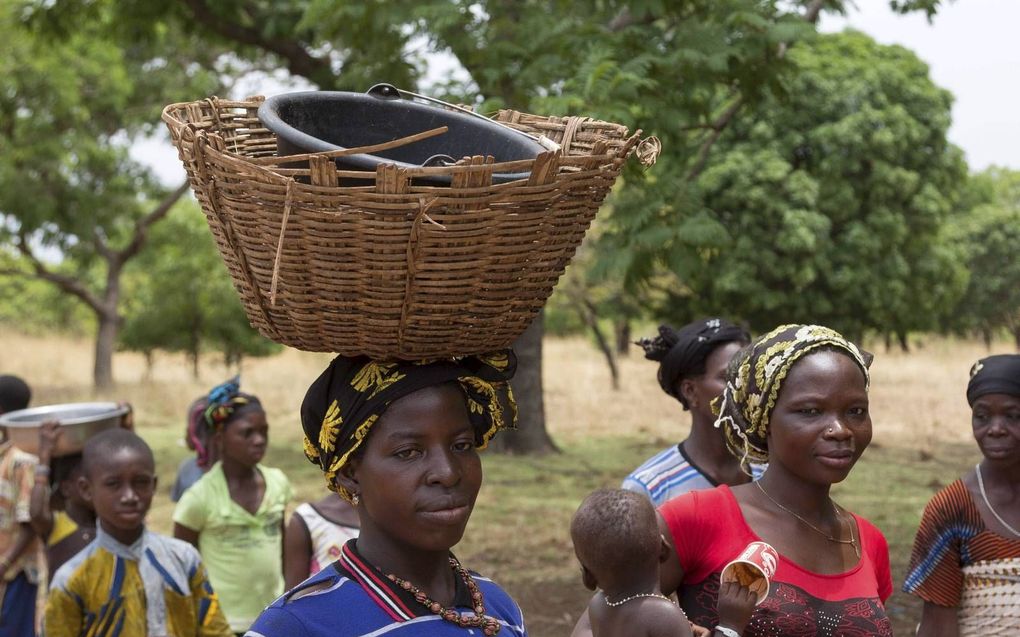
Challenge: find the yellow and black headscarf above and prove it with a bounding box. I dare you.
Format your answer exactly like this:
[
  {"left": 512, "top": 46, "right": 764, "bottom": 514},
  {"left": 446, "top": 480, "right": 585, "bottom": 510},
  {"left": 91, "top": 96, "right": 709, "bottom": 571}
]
[
  {"left": 713, "top": 324, "right": 871, "bottom": 471},
  {"left": 300, "top": 352, "right": 518, "bottom": 501}
]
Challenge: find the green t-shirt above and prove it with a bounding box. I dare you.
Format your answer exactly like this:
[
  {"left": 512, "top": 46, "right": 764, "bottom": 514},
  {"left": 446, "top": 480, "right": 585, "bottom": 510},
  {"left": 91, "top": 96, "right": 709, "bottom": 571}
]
[{"left": 173, "top": 462, "right": 293, "bottom": 632}]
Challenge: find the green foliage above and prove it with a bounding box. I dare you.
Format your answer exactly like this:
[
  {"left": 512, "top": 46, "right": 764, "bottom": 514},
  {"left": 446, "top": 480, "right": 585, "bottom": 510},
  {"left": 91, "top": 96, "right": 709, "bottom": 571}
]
[
  {"left": 602, "top": 31, "right": 969, "bottom": 337},
  {"left": 1, "top": 1, "right": 221, "bottom": 246},
  {"left": 0, "top": 263, "right": 94, "bottom": 334},
  {"left": 941, "top": 168, "right": 1020, "bottom": 343},
  {"left": 119, "top": 203, "right": 281, "bottom": 367}
]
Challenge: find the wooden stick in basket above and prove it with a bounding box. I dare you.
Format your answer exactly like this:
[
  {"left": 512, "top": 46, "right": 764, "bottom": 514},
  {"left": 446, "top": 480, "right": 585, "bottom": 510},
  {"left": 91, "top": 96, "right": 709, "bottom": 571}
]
[{"left": 250, "top": 126, "right": 449, "bottom": 166}]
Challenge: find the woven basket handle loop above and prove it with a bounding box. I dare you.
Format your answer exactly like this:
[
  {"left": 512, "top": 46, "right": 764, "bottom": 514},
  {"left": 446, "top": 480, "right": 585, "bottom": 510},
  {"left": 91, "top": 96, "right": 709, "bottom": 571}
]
[
  {"left": 636, "top": 136, "right": 662, "bottom": 167},
  {"left": 269, "top": 179, "right": 296, "bottom": 306}
]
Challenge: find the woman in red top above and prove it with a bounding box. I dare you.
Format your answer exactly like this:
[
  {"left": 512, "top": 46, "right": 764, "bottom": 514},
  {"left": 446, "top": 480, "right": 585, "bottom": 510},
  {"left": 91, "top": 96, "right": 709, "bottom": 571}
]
[{"left": 574, "top": 324, "right": 893, "bottom": 637}]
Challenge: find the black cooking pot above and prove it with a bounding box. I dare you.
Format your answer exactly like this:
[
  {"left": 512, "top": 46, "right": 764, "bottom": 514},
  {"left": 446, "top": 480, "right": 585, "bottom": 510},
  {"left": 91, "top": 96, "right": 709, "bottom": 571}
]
[{"left": 257, "top": 85, "right": 545, "bottom": 185}]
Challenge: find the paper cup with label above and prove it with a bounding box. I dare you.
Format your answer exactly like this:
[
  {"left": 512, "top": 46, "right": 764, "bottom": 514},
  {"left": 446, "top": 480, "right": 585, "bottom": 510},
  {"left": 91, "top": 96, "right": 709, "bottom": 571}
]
[{"left": 720, "top": 541, "right": 778, "bottom": 605}]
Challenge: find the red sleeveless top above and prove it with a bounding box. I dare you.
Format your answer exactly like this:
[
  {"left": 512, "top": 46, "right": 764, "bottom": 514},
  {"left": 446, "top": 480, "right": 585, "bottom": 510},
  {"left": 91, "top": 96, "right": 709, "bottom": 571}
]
[{"left": 660, "top": 485, "right": 893, "bottom": 637}]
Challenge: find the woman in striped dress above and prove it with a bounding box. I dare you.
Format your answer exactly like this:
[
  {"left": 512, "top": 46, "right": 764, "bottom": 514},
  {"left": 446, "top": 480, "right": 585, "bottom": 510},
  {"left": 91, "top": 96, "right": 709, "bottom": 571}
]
[{"left": 904, "top": 354, "right": 1020, "bottom": 636}]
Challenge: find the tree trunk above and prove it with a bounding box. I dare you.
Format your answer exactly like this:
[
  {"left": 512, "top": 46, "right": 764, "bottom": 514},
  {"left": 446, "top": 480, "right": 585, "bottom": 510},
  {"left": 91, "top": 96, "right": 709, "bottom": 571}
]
[
  {"left": 981, "top": 328, "right": 993, "bottom": 350},
  {"left": 898, "top": 332, "right": 910, "bottom": 353},
  {"left": 190, "top": 315, "right": 202, "bottom": 380},
  {"left": 94, "top": 312, "right": 119, "bottom": 389},
  {"left": 573, "top": 298, "right": 619, "bottom": 390},
  {"left": 491, "top": 312, "right": 558, "bottom": 454},
  {"left": 614, "top": 319, "right": 631, "bottom": 357},
  {"left": 143, "top": 351, "right": 154, "bottom": 381}
]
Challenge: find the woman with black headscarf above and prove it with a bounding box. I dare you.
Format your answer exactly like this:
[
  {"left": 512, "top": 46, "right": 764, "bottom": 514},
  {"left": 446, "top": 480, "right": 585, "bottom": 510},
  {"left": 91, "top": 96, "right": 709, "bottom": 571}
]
[
  {"left": 245, "top": 352, "right": 527, "bottom": 637},
  {"left": 904, "top": 354, "right": 1020, "bottom": 636},
  {"left": 623, "top": 318, "right": 752, "bottom": 505}
]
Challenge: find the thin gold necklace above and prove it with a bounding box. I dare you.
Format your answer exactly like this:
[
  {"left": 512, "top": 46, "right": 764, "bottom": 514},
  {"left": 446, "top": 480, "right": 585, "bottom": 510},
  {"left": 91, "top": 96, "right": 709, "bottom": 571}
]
[
  {"left": 755, "top": 481, "right": 860, "bottom": 559},
  {"left": 976, "top": 464, "right": 1020, "bottom": 538}
]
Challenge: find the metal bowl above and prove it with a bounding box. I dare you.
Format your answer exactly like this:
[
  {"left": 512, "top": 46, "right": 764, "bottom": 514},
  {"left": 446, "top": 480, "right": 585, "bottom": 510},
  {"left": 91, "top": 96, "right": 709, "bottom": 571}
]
[{"left": 0, "top": 402, "right": 129, "bottom": 457}]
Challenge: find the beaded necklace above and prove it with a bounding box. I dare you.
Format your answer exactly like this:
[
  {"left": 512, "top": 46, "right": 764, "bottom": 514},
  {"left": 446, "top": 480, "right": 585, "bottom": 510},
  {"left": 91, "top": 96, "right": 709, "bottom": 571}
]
[
  {"left": 605, "top": 592, "right": 675, "bottom": 607},
  {"left": 387, "top": 556, "right": 502, "bottom": 635}
]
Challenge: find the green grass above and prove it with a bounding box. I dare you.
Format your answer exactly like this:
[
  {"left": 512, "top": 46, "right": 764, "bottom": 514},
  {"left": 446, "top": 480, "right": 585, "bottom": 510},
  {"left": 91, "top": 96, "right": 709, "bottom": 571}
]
[{"left": 144, "top": 427, "right": 984, "bottom": 637}]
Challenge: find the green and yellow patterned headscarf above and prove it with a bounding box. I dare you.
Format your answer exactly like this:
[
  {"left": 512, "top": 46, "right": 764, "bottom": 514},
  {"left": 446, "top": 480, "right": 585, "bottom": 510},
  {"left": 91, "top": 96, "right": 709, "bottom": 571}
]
[
  {"left": 713, "top": 324, "right": 871, "bottom": 471},
  {"left": 300, "top": 352, "right": 517, "bottom": 502}
]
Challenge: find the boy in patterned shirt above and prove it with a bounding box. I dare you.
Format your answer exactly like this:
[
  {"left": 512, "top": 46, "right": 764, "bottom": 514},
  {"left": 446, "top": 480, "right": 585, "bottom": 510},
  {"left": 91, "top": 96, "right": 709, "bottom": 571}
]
[{"left": 44, "top": 428, "right": 230, "bottom": 637}]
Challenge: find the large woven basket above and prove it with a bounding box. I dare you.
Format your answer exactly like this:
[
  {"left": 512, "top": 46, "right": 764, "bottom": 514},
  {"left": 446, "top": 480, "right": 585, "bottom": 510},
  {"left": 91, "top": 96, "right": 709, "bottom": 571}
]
[{"left": 162, "top": 95, "right": 657, "bottom": 359}]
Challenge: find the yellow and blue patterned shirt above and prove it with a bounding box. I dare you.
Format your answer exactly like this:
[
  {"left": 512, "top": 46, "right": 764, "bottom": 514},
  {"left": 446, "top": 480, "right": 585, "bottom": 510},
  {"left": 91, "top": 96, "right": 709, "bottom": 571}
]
[{"left": 44, "top": 525, "right": 230, "bottom": 637}]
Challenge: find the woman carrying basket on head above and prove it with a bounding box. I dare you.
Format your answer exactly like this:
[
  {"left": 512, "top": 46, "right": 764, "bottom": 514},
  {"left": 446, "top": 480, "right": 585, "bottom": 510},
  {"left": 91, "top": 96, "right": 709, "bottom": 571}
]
[
  {"left": 246, "top": 352, "right": 527, "bottom": 637},
  {"left": 573, "top": 324, "right": 894, "bottom": 637},
  {"left": 904, "top": 354, "right": 1020, "bottom": 636}
]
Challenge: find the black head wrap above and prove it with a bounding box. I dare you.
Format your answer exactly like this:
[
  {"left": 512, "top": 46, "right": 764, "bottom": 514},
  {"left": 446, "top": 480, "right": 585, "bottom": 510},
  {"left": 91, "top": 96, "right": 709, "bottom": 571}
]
[
  {"left": 637, "top": 318, "right": 750, "bottom": 408},
  {"left": 967, "top": 354, "right": 1020, "bottom": 406},
  {"left": 301, "top": 351, "right": 517, "bottom": 502},
  {"left": 714, "top": 324, "right": 871, "bottom": 471}
]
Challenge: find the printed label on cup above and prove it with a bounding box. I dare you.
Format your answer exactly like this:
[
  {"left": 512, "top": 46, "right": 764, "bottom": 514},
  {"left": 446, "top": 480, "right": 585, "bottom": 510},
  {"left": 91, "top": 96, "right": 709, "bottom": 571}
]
[{"left": 720, "top": 541, "right": 779, "bottom": 605}]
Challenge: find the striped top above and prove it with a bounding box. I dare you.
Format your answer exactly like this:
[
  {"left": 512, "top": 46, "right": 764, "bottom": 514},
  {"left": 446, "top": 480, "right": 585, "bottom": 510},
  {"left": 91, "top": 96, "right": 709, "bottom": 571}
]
[
  {"left": 623, "top": 442, "right": 764, "bottom": 506},
  {"left": 246, "top": 540, "right": 527, "bottom": 636},
  {"left": 622, "top": 443, "right": 716, "bottom": 506},
  {"left": 904, "top": 479, "right": 1020, "bottom": 634},
  {"left": 44, "top": 526, "right": 230, "bottom": 637}
]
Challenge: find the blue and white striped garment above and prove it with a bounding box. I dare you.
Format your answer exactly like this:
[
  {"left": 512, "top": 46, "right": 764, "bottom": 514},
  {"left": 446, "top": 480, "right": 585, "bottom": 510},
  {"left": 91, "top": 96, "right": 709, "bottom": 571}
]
[
  {"left": 246, "top": 540, "right": 527, "bottom": 637},
  {"left": 622, "top": 443, "right": 765, "bottom": 507}
]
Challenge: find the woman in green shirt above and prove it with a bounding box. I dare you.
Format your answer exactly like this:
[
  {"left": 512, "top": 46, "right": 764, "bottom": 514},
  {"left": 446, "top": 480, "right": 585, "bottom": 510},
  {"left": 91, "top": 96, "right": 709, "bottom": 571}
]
[{"left": 173, "top": 378, "right": 293, "bottom": 634}]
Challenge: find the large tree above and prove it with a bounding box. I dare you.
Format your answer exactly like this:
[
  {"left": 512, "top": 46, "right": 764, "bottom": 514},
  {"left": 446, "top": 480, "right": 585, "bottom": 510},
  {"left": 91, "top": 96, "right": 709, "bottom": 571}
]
[
  {"left": 942, "top": 168, "right": 1020, "bottom": 348},
  {"left": 597, "top": 30, "right": 968, "bottom": 342},
  {"left": 0, "top": 1, "right": 222, "bottom": 387}
]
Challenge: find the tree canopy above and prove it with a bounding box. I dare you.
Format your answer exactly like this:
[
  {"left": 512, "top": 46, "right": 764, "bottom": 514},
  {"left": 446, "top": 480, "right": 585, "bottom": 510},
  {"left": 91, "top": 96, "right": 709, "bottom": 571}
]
[
  {"left": 0, "top": 0, "right": 223, "bottom": 386},
  {"left": 942, "top": 168, "right": 1020, "bottom": 347},
  {"left": 596, "top": 30, "right": 968, "bottom": 342}
]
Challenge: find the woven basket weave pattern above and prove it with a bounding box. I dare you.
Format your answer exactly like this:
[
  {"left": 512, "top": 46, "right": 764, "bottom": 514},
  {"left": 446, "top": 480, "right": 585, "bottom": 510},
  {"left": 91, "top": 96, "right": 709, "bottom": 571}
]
[{"left": 163, "top": 96, "right": 641, "bottom": 359}]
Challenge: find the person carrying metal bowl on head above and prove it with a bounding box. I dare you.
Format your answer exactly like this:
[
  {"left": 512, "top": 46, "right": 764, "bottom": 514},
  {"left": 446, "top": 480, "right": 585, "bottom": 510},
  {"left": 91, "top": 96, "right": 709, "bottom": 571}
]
[
  {"left": 246, "top": 352, "right": 527, "bottom": 637},
  {"left": 904, "top": 354, "right": 1020, "bottom": 637}
]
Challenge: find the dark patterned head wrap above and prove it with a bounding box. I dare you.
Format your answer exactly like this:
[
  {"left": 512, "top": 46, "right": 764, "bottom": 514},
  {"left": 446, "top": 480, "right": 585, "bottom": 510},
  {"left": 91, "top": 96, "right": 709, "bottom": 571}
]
[
  {"left": 203, "top": 376, "right": 263, "bottom": 432},
  {"left": 300, "top": 351, "right": 518, "bottom": 502},
  {"left": 713, "top": 324, "right": 872, "bottom": 471},
  {"left": 967, "top": 354, "right": 1020, "bottom": 406},
  {"left": 637, "top": 318, "right": 750, "bottom": 408}
]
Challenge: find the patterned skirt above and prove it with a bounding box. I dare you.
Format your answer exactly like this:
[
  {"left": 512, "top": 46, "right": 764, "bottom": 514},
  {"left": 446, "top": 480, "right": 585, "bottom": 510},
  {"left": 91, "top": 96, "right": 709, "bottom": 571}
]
[{"left": 959, "top": 558, "right": 1020, "bottom": 636}]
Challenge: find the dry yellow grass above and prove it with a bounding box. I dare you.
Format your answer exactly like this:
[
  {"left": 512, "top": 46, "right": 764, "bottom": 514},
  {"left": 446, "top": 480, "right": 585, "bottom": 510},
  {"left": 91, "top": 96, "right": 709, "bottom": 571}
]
[{"left": 2, "top": 328, "right": 997, "bottom": 447}]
